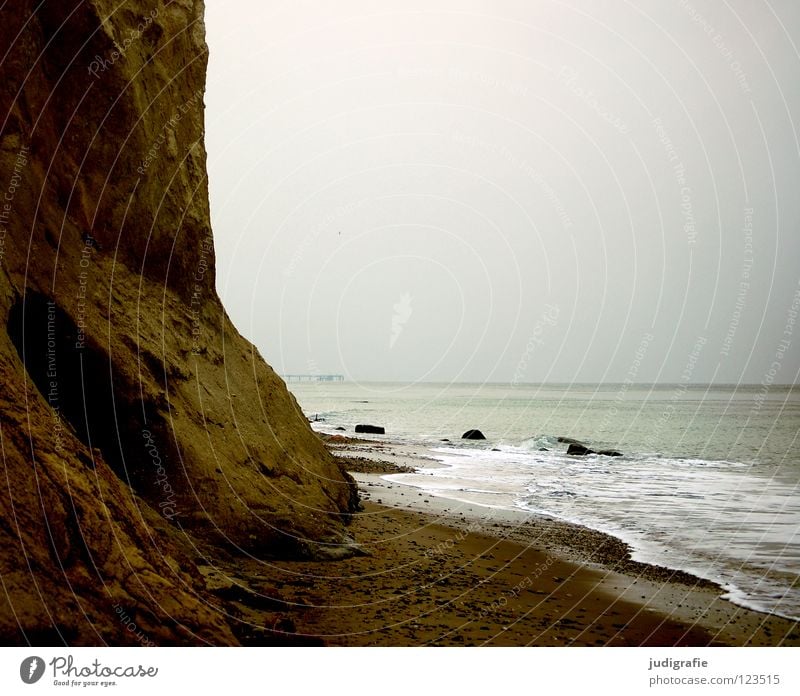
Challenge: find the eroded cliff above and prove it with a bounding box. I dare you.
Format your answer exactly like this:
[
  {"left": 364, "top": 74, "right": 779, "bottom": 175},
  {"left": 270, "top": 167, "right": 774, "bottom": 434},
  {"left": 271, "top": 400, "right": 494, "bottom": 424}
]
[{"left": 0, "top": 0, "right": 356, "bottom": 645}]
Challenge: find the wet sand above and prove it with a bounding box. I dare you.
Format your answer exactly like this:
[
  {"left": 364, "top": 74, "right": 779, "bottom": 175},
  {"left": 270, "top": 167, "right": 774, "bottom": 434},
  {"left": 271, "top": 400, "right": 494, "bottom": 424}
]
[{"left": 226, "top": 437, "right": 800, "bottom": 646}]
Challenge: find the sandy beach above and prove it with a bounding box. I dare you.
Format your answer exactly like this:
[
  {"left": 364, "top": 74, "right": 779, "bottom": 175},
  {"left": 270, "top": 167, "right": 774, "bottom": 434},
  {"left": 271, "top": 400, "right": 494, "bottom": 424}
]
[{"left": 217, "top": 436, "right": 800, "bottom": 647}]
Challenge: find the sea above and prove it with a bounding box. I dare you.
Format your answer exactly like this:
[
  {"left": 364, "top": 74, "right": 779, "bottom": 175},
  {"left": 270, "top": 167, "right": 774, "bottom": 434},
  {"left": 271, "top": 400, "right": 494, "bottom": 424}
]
[{"left": 288, "top": 381, "right": 800, "bottom": 621}]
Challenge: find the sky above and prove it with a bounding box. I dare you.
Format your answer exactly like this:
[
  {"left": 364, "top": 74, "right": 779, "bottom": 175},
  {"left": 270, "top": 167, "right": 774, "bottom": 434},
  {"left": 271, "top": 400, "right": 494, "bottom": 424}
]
[{"left": 204, "top": 0, "right": 800, "bottom": 384}]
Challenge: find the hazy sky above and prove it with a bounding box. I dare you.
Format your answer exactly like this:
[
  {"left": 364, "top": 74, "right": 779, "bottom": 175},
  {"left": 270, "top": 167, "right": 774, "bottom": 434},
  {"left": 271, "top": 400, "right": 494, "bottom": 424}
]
[{"left": 204, "top": 0, "right": 800, "bottom": 384}]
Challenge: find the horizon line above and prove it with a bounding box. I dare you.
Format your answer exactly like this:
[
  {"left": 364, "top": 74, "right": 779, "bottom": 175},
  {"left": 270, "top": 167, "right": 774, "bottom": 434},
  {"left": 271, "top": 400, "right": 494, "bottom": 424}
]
[{"left": 281, "top": 378, "right": 799, "bottom": 388}]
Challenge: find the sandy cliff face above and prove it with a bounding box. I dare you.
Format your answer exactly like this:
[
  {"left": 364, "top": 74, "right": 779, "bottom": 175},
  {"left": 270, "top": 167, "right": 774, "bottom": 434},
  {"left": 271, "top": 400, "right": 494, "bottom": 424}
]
[{"left": 0, "top": 0, "right": 356, "bottom": 644}]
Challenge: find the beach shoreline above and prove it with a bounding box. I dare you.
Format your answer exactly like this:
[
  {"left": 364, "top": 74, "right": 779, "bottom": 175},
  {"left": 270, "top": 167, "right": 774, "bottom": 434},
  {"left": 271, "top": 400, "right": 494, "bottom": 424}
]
[{"left": 276, "top": 434, "right": 800, "bottom": 646}]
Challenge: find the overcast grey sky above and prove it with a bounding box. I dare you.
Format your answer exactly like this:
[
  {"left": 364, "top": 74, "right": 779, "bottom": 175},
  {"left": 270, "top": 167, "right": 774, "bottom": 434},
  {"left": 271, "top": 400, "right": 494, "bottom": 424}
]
[{"left": 204, "top": 0, "right": 800, "bottom": 384}]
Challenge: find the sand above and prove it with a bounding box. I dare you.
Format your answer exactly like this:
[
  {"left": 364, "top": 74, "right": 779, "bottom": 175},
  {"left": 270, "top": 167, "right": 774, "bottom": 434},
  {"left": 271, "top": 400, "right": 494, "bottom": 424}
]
[{"left": 219, "top": 437, "right": 800, "bottom": 646}]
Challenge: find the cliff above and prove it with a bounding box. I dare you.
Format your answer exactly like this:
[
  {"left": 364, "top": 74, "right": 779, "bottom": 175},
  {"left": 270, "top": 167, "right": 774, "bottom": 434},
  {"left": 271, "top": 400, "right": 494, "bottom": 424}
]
[{"left": 0, "top": 0, "right": 357, "bottom": 645}]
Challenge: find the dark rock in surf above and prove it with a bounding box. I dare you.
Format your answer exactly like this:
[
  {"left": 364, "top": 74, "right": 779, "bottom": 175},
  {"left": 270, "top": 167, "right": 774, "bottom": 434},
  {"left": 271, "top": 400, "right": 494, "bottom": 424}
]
[
  {"left": 597, "top": 449, "right": 623, "bottom": 457},
  {"left": 355, "top": 424, "right": 385, "bottom": 435},
  {"left": 462, "top": 429, "right": 486, "bottom": 440},
  {"left": 335, "top": 427, "right": 346, "bottom": 431},
  {"left": 567, "top": 443, "right": 595, "bottom": 456},
  {"left": 558, "top": 436, "right": 586, "bottom": 446}
]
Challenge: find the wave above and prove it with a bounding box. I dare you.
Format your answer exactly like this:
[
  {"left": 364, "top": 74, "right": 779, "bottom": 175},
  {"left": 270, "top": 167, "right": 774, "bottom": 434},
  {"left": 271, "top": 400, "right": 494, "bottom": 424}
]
[{"left": 518, "top": 434, "right": 561, "bottom": 451}]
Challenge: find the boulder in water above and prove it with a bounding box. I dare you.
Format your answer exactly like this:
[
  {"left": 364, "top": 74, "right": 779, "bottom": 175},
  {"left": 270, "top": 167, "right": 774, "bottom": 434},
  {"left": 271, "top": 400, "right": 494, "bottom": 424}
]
[
  {"left": 462, "top": 429, "right": 486, "bottom": 440},
  {"left": 567, "top": 443, "right": 595, "bottom": 456},
  {"left": 355, "top": 424, "right": 385, "bottom": 435}
]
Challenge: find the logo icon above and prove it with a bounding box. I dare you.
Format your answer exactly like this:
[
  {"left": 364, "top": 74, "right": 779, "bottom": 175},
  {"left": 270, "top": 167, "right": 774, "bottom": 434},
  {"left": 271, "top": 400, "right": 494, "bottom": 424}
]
[
  {"left": 20, "top": 656, "right": 45, "bottom": 684},
  {"left": 390, "top": 292, "right": 413, "bottom": 348}
]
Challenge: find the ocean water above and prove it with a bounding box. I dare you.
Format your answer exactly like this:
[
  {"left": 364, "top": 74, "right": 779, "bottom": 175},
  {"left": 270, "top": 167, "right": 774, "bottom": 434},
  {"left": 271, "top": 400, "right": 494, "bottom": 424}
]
[{"left": 289, "top": 381, "right": 800, "bottom": 620}]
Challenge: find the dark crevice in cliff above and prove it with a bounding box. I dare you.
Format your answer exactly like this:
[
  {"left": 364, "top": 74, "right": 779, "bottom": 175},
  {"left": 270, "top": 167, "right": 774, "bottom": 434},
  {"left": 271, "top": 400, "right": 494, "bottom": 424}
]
[{"left": 7, "top": 292, "right": 150, "bottom": 492}]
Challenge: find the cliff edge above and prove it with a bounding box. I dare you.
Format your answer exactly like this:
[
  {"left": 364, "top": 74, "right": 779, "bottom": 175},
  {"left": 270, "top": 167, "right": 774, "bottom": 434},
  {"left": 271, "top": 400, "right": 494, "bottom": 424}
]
[{"left": 0, "top": 0, "right": 356, "bottom": 645}]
